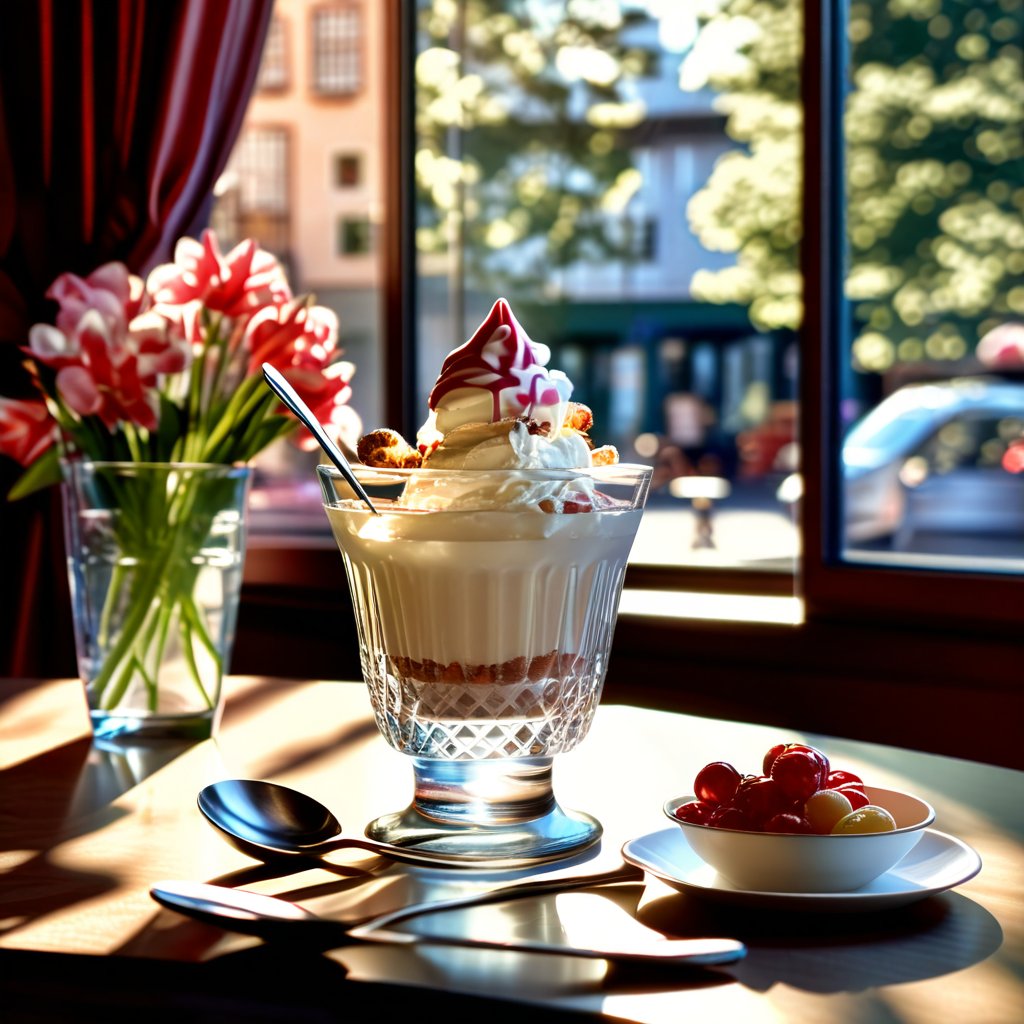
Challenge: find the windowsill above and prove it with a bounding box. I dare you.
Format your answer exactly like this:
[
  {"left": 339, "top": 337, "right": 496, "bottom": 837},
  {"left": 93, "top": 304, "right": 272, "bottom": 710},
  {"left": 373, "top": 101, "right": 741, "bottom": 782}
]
[{"left": 619, "top": 588, "right": 803, "bottom": 626}]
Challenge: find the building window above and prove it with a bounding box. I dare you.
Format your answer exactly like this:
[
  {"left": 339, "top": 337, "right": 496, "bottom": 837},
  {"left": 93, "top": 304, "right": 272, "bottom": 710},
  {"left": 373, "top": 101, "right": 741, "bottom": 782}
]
[
  {"left": 338, "top": 214, "right": 373, "bottom": 255},
  {"left": 334, "top": 152, "right": 362, "bottom": 188},
  {"left": 255, "top": 14, "right": 289, "bottom": 93},
  {"left": 211, "top": 126, "right": 291, "bottom": 260},
  {"left": 312, "top": 4, "right": 361, "bottom": 97},
  {"left": 234, "top": 126, "right": 290, "bottom": 213}
]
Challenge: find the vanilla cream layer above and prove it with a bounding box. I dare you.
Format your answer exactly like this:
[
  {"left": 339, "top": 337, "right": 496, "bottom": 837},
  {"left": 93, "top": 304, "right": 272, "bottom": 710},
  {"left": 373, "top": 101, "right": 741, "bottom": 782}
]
[{"left": 325, "top": 504, "right": 641, "bottom": 668}]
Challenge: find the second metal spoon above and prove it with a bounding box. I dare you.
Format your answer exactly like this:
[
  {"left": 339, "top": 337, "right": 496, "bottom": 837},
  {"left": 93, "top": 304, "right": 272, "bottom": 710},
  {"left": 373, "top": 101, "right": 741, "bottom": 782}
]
[{"left": 151, "top": 879, "right": 746, "bottom": 966}]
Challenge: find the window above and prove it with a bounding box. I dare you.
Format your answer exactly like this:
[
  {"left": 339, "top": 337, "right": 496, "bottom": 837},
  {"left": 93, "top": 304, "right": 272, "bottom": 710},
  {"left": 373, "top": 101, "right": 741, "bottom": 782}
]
[
  {"left": 835, "top": 1, "right": 1024, "bottom": 576},
  {"left": 334, "top": 152, "right": 362, "bottom": 188},
  {"left": 411, "top": 0, "right": 796, "bottom": 578},
  {"left": 338, "top": 214, "right": 373, "bottom": 255},
  {"left": 224, "top": 1, "right": 1019, "bottom": 762},
  {"left": 255, "top": 14, "right": 289, "bottom": 92},
  {"left": 311, "top": 4, "right": 362, "bottom": 97},
  {"left": 210, "top": 125, "right": 291, "bottom": 260},
  {"left": 211, "top": 0, "right": 384, "bottom": 530}
]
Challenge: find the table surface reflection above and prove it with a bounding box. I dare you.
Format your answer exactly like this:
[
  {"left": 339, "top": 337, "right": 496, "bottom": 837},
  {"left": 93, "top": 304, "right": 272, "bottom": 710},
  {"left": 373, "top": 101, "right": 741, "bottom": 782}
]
[{"left": 1, "top": 676, "right": 1022, "bottom": 1023}]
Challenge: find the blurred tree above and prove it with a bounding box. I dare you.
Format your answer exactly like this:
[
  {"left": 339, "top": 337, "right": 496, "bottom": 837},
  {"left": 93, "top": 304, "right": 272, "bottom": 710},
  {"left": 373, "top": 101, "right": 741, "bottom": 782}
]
[
  {"left": 682, "top": 0, "right": 1024, "bottom": 373},
  {"left": 415, "top": 0, "right": 656, "bottom": 299}
]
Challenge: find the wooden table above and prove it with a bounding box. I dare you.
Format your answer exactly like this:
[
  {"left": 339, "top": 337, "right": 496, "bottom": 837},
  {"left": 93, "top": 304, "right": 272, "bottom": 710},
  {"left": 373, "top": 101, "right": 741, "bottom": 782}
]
[{"left": 2, "top": 676, "right": 1022, "bottom": 1023}]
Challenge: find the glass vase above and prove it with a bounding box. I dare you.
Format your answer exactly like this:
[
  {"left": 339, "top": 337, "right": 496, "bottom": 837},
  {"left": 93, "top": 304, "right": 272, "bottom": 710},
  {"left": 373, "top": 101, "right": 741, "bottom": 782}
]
[{"left": 61, "top": 461, "right": 252, "bottom": 742}]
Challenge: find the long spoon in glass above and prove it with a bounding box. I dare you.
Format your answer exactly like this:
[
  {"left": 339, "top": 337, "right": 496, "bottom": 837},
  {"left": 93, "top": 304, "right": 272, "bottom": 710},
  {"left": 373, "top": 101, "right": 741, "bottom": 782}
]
[{"left": 261, "top": 362, "right": 378, "bottom": 514}]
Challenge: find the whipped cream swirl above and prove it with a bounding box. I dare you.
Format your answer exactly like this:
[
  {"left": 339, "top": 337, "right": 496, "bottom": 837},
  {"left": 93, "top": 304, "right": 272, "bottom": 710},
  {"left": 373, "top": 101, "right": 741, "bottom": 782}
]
[{"left": 419, "top": 298, "right": 573, "bottom": 449}]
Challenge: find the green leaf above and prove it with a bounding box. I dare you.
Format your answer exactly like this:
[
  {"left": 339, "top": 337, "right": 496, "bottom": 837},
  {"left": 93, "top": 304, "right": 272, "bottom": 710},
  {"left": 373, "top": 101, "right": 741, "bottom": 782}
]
[
  {"left": 156, "top": 395, "right": 186, "bottom": 462},
  {"left": 7, "top": 446, "right": 62, "bottom": 501}
]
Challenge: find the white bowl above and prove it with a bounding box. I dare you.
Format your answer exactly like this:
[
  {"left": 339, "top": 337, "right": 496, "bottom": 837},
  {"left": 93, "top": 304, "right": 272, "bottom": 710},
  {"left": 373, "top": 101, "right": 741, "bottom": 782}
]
[{"left": 664, "top": 786, "right": 936, "bottom": 893}]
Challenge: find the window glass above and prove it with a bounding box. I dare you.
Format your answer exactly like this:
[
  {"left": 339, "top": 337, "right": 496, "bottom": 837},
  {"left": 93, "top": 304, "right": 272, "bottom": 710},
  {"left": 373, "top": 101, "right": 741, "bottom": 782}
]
[
  {"left": 312, "top": 4, "right": 362, "bottom": 96},
  {"left": 210, "top": 126, "right": 292, "bottom": 266},
  {"left": 334, "top": 152, "right": 363, "bottom": 187},
  {"left": 840, "top": 0, "right": 1024, "bottom": 572},
  {"left": 256, "top": 15, "right": 289, "bottom": 92},
  {"left": 338, "top": 214, "right": 374, "bottom": 254},
  {"left": 413, "top": 0, "right": 802, "bottom": 574}
]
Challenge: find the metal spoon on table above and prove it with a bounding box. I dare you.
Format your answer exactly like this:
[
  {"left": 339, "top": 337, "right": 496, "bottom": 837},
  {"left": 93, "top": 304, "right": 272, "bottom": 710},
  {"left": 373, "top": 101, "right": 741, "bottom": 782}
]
[
  {"left": 261, "top": 362, "right": 379, "bottom": 514},
  {"left": 150, "top": 879, "right": 746, "bottom": 966},
  {"left": 199, "top": 778, "right": 640, "bottom": 877}
]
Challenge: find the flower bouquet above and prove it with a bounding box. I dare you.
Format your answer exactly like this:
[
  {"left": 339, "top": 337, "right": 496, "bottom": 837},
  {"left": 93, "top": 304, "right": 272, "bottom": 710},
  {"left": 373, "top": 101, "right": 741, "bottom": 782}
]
[{"left": 0, "top": 230, "right": 355, "bottom": 739}]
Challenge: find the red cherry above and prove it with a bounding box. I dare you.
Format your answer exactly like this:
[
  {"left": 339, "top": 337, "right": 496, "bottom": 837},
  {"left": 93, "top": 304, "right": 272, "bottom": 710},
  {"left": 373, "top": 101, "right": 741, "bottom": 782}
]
[
  {"left": 836, "top": 783, "right": 870, "bottom": 810},
  {"left": 826, "top": 770, "right": 863, "bottom": 789},
  {"left": 770, "top": 749, "right": 825, "bottom": 802},
  {"left": 763, "top": 812, "right": 812, "bottom": 834},
  {"left": 707, "top": 806, "right": 750, "bottom": 831},
  {"left": 762, "top": 743, "right": 787, "bottom": 776},
  {"left": 694, "top": 761, "right": 742, "bottom": 806},
  {"left": 734, "top": 776, "right": 789, "bottom": 826},
  {"left": 784, "top": 744, "right": 830, "bottom": 785},
  {"left": 674, "top": 800, "right": 712, "bottom": 825}
]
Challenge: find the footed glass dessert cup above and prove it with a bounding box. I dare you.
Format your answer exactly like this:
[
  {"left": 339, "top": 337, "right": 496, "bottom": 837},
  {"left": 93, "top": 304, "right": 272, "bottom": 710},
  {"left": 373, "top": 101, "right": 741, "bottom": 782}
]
[{"left": 318, "top": 462, "right": 651, "bottom": 865}]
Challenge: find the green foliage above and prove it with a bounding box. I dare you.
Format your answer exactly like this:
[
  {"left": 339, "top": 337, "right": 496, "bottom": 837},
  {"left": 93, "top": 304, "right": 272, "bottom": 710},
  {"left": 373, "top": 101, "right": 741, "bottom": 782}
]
[
  {"left": 684, "top": 0, "right": 1024, "bottom": 371},
  {"left": 415, "top": 0, "right": 656, "bottom": 295}
]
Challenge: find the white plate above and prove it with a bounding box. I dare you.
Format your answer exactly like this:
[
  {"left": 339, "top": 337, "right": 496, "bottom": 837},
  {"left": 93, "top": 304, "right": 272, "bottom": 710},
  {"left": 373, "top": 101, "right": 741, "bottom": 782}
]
[{"left": 621, "top": 827, "right": 981, "bottom": 912}]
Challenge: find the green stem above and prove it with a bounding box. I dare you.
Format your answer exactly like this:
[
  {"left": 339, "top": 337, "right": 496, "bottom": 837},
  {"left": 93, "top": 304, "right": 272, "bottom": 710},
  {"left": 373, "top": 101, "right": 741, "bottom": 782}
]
[
  {"left": 200, "top": 373, "right": 265, "bottom": 460},
  {"left": 89, "top": 473, "right": 204, "bottom": 703},
  {"left": 97, "top": 562, "right": 127, "bottom": 649}
]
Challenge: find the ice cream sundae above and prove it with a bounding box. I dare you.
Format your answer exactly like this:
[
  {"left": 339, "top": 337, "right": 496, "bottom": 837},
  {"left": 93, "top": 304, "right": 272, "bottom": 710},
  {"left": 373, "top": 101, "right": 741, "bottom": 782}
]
[
  {"left": 321, "top": 298, "right": 649, "bottom": 754},
  {"left": 317, "top": 298, "right": 650, "bottom": 860}
]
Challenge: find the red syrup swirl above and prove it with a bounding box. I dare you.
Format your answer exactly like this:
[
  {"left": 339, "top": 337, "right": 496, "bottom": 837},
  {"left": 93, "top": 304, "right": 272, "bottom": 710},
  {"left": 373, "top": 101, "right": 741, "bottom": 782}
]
[{"left": 428, "top": 298, "right": 566, "bottom": 424}]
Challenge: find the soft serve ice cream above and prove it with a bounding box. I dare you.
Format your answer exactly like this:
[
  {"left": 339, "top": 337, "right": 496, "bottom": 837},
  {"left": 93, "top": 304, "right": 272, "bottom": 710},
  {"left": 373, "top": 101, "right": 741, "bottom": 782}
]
[{"left": 322, "top": 299, "right": 648, "bottom": 759}]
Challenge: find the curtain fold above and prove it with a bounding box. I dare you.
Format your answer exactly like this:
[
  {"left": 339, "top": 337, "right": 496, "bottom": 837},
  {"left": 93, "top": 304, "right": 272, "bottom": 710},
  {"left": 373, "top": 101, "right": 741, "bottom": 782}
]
[{"left": 0, "top": 0, "right": 273, "bottom": 677}]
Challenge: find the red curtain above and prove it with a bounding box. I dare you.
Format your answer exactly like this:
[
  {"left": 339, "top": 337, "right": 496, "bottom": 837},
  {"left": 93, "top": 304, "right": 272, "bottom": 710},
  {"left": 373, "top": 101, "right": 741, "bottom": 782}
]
[{"left": 0, "top": 0, "right": 273, "bottom": 676}]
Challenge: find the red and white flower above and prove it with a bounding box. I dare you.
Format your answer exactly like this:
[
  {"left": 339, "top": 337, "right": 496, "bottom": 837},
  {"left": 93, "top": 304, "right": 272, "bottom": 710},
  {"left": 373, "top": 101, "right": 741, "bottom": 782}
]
[
  {"left": 0, "top": 398, "right": 57, "bottom": 466},
  {"left": 148, "top": 230, "right": 291, "bottom": 346}
]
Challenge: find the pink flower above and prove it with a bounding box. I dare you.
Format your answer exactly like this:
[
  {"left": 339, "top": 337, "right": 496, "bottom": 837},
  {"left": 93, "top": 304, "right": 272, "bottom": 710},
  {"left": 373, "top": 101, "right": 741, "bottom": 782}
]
[
  {"left": 47, "top": 262, "right": 149, "bottom": 336},
  {"left": 284, "top": 361, "right": 355, "bottom": 451},
  {"left": 147, "top": 229, "right": 292, "bottom": 325},
  {"left": 244, "top": 296, "right": 338, "bottom": 373},
  {"left": 0, "top": 398, "right": 57, "bottom": 466},
  {"left": 28, "top": 309, "right": 188, "bottom": 431}
]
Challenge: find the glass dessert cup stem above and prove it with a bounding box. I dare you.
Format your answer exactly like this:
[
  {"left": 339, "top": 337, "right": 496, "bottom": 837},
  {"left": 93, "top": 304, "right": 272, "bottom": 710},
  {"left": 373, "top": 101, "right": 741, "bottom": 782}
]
[{"left": 366, "top": 756, "right": 602, "bottom": 864}]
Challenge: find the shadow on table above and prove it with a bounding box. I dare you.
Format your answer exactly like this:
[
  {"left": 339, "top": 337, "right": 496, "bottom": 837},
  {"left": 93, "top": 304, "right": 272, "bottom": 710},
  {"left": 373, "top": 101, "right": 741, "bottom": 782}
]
[
  {"left": 0, "top": 730, "right": 200, "bottom": 943},
  {"left": 1, "top": 945, "right": 605, "bottom": 1024},
  {"left": 638, "top": 889, "right": 1002, "bottom": 992}
]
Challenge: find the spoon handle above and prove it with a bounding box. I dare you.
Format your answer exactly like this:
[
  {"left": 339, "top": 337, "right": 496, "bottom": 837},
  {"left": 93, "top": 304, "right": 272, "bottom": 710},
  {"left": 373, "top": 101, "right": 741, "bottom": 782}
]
[
  {"left": 348, "top": 861, "right": 645, "bottom": 931},
  {"left": 261, "top": 362, "right": 378, "bottom": 514},
  {"left": 350, "top": 925, "right": 746, "bottom": 965}
]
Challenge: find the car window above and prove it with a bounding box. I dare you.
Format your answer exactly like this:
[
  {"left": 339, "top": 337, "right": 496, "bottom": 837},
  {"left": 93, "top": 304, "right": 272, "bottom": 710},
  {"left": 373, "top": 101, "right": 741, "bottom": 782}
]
[{"left": 912, "top": 414, "right": 1024, "bottom": 474}]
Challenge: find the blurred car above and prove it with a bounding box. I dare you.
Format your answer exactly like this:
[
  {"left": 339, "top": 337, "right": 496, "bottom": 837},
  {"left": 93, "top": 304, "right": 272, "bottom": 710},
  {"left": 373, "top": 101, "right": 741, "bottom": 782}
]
[{"left": 842, "top": 376, "right": 1024, "bottom": 548}]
